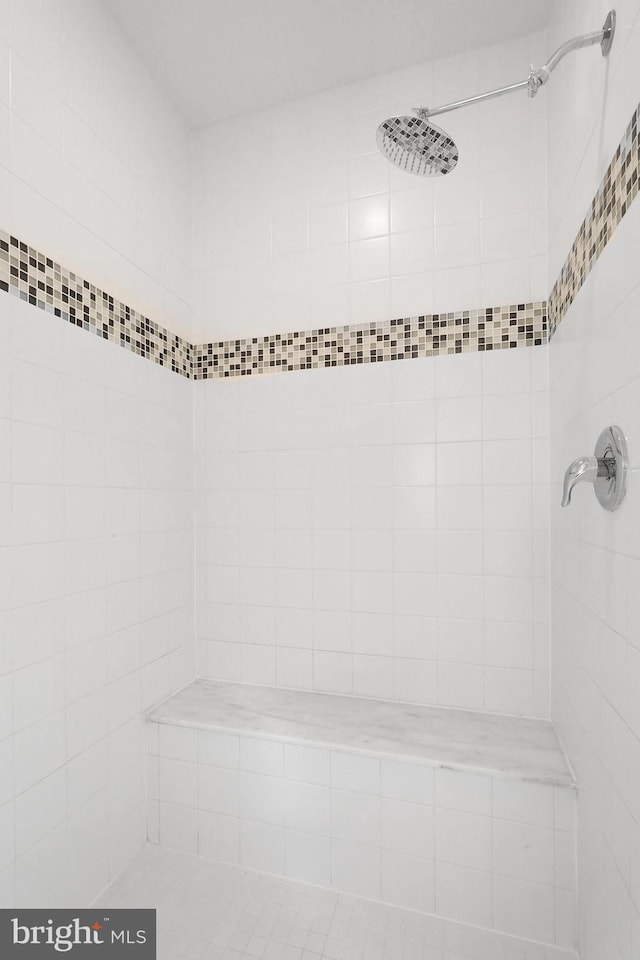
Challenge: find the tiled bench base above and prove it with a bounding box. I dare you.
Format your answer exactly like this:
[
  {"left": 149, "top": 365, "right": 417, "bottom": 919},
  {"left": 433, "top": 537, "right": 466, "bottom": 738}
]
[{"left": 146, "top": 680, "right": 577, "bottom": 949}]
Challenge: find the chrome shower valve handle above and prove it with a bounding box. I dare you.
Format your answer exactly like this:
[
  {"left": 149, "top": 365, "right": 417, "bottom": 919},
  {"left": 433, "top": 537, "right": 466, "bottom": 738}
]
[
  {"left": 561, "top": 455, "right": 612, "bottom": 506},
  {"left": 561, "top": 425, "right": 628, "bottom": 511}
]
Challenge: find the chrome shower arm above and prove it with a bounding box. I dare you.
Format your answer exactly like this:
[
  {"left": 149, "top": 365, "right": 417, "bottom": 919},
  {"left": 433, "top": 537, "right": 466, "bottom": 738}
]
[
  {"left": 542, "top": 29, "right": 608, "bottom": 74},
  {"left": 414, "top": 79, "right": 529, "bottom": 120},
  {"left": 533, "top": 17, "right": 614, "bottom": 91},
  {"left": 414, "top": 10, "right": 615, "bottom": 120}
]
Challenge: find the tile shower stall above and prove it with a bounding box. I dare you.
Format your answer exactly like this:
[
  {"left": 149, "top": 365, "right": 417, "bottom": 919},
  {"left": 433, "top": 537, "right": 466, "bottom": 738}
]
[{"left": 1, "top": 2, "right": 640, "bottom": 960}]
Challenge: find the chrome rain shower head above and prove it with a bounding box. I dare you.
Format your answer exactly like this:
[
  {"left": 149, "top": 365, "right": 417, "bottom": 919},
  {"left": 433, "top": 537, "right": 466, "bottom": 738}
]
[
  {"left": 377, "top": 9, "right": 616, "bottom": 178},
  {"left": 376, "top": 114, "right": 458, "bottom": 177}
]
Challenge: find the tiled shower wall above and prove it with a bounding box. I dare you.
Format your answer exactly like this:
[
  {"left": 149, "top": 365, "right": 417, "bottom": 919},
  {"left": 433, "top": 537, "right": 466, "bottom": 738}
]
[
  {"left": 8, "top": 0, "right": 640, "bottom": 928},
  {"left": 548, "top": 1, "right": 640, "bottom": 958},
  {"left": 191, "top": 33, "right": 548, "bottom": 344},
  {"left": 192, "top": 30, "right": 552, "bottom": 717},
  {"left": 0, "top": 295, "right": 194, "bottom": 907},
  {"left": 0, "top": 0, "right": 195, "bottom": 907},
  {"left": 547, "top": 0, "right": 640, "bottom": 293},
  {"left": 0, "top": 0, "right": 192, "bottom": 339},
  {"left": 195, "top": 346, "right": 550, "bottom": 717}
]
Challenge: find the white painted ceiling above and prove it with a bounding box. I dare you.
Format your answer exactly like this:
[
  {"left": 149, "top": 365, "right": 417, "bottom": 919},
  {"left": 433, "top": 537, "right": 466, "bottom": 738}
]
[{"left": 101, "top": 0, "right": 550, "bottom": 128}]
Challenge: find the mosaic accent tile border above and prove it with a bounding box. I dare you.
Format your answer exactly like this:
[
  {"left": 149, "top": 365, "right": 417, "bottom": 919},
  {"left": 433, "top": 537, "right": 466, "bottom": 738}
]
[
  {"left": 192, "top": 304, "right": 547, "bottom": 380},
  {"left": 0, "top": 226, "right": 546, "bottom": 380},
  {"left": 0, "top": 230, "right": 192, "bottom": 378},
  {"left": 1, "top": 103, "right": 637, "bottom": 379},
  {"left": 548, "top": 102, "right": 640, "bottom": 336}
]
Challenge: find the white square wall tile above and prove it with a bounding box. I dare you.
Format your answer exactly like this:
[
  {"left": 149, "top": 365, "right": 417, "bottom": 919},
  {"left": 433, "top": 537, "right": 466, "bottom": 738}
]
[
  {"left": 157, "top": 724, "right": 198, "bottom": 762},
  {"left": 276, "top": 648, "right": 314, "bottom": 689},
  {"left": 331, "top": 752, "right": 380, "bottom": 794},
  {"left": 349, "top": 236, "right": 389, "bottom": 283},
  {"left": 284, "top": 781, "right": 331, "bottom": 836},
  {"left": 437, "top": 397, "right": 483, "bottom": 443},
  {"left": 158, "top": 802, "right": 197, "bottom": 855},
  {"left": 392, "top": 445, "right": 436, "bottom": 489},
  {"left": 438, "top": 663, "right": 484, "bottom": 711},
  {"left": 437, "top": 486, "right": 483, "bottom": 531},
  {"left": 353, "top": 654, "right": 395, "bottom": 699},
  {"left": 435, "top": 809, "right": 492, "bottom": 872},
  {"left": 493, "top": 875, "right": 555, "bottom": 944},
  {"left": 382, "top": 799, "right": 434, "bottom": 859},
  {"left": 492, "top": 778, "right": 554, "bottom": 827},
  {"left": 15, "top": 825, "right": 70, "bottom": 908},
  {"left": 240, "top": 773, "right": 284, "bottom": 826},
  {"left": 381, "top": 760, "right": 434, "bottom": 804},
  {"left": 483, "top": 531, "right": 533, "bottom": 578},
  {"left": 435, "top": 768, "right": 492, "bottom": 817},
  {"left": 394, "top": 658, "right": 438, "bottom": 705},
  {"left": 198, "top": 730, "right": 240, "bottom": 768},
  {"left": 382, "top": 850, "right": 435, "bottom": 914},
  {"left": 493, "top": 820, "right": 555, "bottom": 885},
  {"left": 437, "top": 442, "right": 483, "bottom": 486},
  {"left": 157, "top": 758, "right": 197, "bottom": 808},
  {"left": 284, "top": 744, "right": 330, "bottom": 786},
  {"left": 14, "top": 712, "right": 66, "bottom": 794},
  {"left": 310, "top": 202, "right": 348, "bottom": 247},
  {"left": 482, "top": 393, "right": 532, "bottom": 441},
  {"left": 484, "top": 667, "right": 534, "bottom": 715},
  {"left": 331, "top": 791, "right": 380, "bottom": 847},
  {"left": 435, "top": 862, "right": 493, "bottom": 929},
  {"left": 284, "top": 830, "right": 331, "bottom": 887},
  {"left": 240, "top": 820, "right": 284, "bottom": 875},
  {"left": 240, "top": 737, "right": 283, "bottom": 777},
  {"left": 434, "top": 221, "right": 481, "bottom": 271},
  {"left": 198, "top": 765, "right": 240, "bottom": 816},
  {"left": 313, "top": 653, "right": 353, "bottom": 694},
  {"left": 198, "top": 811, "right": 240, "bottom": 864},
  {"left": 331, "top": 839, "right": 381, "bottom": 900},
  {"left": 348, "top": 194, "right": 389, "bottom": 241},
  {"left": 483, "top": 439, "right": 533, "bottom": 486},
  {"left": 390, "top": 233, "right": 435, "bottom": 284}
]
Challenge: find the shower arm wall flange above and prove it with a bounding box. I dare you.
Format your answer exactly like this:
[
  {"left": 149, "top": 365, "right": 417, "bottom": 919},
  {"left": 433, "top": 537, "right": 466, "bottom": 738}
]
[{"left": 412, "top": 9, "right": 616, "bottom": 121}]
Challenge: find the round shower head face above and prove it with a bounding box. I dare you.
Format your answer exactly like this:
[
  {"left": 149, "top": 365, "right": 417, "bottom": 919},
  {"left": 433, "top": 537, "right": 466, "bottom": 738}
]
[{"left": 376, "top": 115, "right": 458, "bottom": 177}]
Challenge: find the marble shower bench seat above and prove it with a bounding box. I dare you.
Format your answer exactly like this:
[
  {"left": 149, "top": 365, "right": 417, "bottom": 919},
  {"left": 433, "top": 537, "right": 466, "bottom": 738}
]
[
  {"left": 146, "top": 680, "right": 577, "bottom": 950},
  {"left": 148, "top": 679, "right": 573, "bottom": 786}
]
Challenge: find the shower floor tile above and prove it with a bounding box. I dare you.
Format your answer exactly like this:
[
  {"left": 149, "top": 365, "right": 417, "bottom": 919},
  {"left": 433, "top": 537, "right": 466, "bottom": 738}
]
[{"left": 94, "top": 845, "right": 577, "bottom": 960}]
